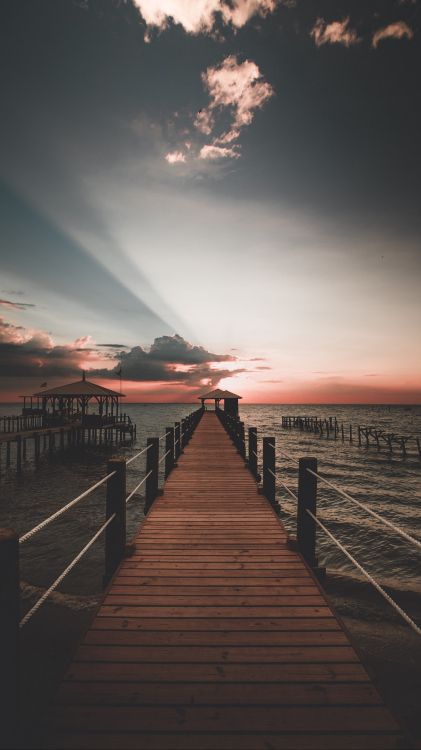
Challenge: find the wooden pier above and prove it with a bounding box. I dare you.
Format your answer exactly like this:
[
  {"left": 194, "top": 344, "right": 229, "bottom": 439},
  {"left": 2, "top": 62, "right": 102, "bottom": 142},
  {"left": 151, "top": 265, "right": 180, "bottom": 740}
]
[{"left": 51, "top": 411, "right": 402, "bottom": 749}]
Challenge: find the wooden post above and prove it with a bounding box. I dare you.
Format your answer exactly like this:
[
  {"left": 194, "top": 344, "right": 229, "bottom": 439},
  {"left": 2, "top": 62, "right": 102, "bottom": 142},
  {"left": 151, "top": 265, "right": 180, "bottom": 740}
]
[
  {"left": 248, "top": 427, "right": 257, "bottom": 478},
  {"left": 181, "top": 418, "right": 186, "bottom": 449},
  {"left": 175, "top": 422, "right": 181, "bottom": 459},
  {"left": 165, "top": 427, "right": 174, "bottom": 479},
  {"left": 16, "top": 436, "right": 22, "bottom": 475},
  {"left": 22, "top": 438, "right": 27, "bottom": 461},
  {"left": 0, "top": 528, "right": 20, "bottom": 741},
  {"left": 6, "top": 441, "right": 11, "bottom": 468},
  {"left": 297, "top": 457, "right": 317, "bottom": 568},
  {"left": 349, "top": 425, "right": 353, "bottom": 442},
  {"left": 145, "top": 438, "right": 159, "bottom": 513},
  {"left": 104, "top": 457, "right": 126, "bottom": 587},
  {"left": 238, "top": 421, "right": 246, "bottom": 459},
  {"left": 358, "top": 426, "right": 361, "bottom": 446},
  {"left": 263, "top": 437, "right": 277, "bottom": 512},
  {"left": 416, "top": 437, "right": 421, "bottom": 461}
]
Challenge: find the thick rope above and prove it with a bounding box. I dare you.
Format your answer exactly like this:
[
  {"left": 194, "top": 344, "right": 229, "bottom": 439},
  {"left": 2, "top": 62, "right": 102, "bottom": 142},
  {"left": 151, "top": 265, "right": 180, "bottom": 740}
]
[
  {"left": 306, "top": 468, "right": 421, "bottom": 552},
  {"left": 307, "top": 510, "right": 421, "bottom": 637},
  {"left": 125, "top": 470, "right": 153, "bottom": 504},
  {"left": 19, "top": 471, "right": 116, "bottom": 544},
  {"left": 19, "top": 514, "right": 116, "bottom": 628},
  {"left": 158, "top": 449, "right": 171, "bottom": 465},
  {"left": 278, "top": 479, "right": 299, "bottom": 502},
  {"left": 126, "top": 443, "right": 152, "bottom": 465},
  {"left": 268, "top": 442, "right": 298, "bottom": 463}
]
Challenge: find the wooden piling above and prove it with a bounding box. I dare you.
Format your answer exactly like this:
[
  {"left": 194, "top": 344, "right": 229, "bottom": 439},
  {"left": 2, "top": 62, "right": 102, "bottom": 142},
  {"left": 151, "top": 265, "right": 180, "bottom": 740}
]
[
  {"left": 145, "top": 437, "right": 159, "bottom": 513},
  {"left": 248, "top": 427, "right": 258, "bottom": 478},
  {"left": 263, "top": 437, "right": 277, "bottom": 513},
  {"left": 0, "top": 528, "right": 19, "bottom": 742},
  {"left": 297, "top": 457, "right": 318, "bottom": 569},
  {"left": 104, "top": 458, "right": 126, "bottom": 587},
  {"left": 165, "top": 427, "right": 174, "bottom": 479}
]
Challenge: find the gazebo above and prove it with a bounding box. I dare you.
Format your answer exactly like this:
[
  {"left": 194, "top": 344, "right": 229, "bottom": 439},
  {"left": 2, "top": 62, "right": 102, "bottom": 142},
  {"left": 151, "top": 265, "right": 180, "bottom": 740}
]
[
  {"left": 23, "top": 372, "right": 125, "bottom": 426},
  {"left": 199, "top": 388, "right": 242, "bottom": 417}
]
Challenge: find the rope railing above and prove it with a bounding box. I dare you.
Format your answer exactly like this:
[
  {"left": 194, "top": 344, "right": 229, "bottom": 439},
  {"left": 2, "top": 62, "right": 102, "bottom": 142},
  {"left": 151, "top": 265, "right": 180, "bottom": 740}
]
[
  {"left": 126, "top": 443, "right": 152, "bottom": 465},
  {"left": 278, "top": 479, "right": 299, "bottom": 502},
  {"left": 306, "top": 467, "right": 421, "bottom": 552},
  {"left": 158, "top": 449, "right": 171, "bottom": 465},
  {"left": 125, "top": 470, "right": 152, "bottom": 505},
  {"left": 19, "top": 470, "right": 116, "bottom": 544},
  {"left": 307, "top": 509, "right": 421, "bottom": 637},
  {"left": 19, "top": 512, "right": 116, "bottom": 629}
]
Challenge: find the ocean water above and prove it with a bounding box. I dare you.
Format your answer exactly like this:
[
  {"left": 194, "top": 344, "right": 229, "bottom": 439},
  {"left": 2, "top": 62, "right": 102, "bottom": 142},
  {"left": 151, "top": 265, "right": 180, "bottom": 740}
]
[{"left": 0, "top": 403, "right": 420, "bottom": 629}]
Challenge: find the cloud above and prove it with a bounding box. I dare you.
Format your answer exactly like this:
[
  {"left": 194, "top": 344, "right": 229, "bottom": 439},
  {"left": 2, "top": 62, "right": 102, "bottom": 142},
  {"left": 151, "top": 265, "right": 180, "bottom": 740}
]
[
  {"left": 148, "top": 334, "right": 236, "bottom": 364},
  {"left": 133, "top": 0, "right": 277, "bottom": 37},
  {"left": 0, "top": 316, "right": 242, "bottom": 392},
  {"left": 199, "top": 144, "right": 240, "bottom": 160},
  {"left": 195, "top": 55, "right": 274, "bottom": 158},
  {"left": 0, "top": 298, "right": 35, "bottom": 310},
  {"left": 165, "top": 150, "right": 186, "bottom": 164},
  {"left": 310, "top": 17, "right": 360, "bottom": 48},
  {"left": 372, "top": 21, "right": 414, "bottom": 49},
  {"left": 0, "top": 316, "right": 95, "bottom": 377}
]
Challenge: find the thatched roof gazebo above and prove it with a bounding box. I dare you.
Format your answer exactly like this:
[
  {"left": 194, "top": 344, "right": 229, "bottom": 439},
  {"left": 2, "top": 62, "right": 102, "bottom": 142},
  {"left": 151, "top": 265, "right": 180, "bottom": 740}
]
[
  {"left": 22, "top": 372, "right": 124, "bottom": 424},
  {"left": 199, "top": 388, "right": 242, "bottom": 416}
]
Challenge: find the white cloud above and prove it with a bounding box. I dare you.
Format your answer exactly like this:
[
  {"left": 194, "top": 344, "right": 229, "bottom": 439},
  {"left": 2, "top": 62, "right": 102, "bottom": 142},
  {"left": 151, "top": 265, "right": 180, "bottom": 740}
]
[
  {"left": 199, "top": 144, "right": 240, "bottom": 160},
  {"left": 194, "top": 56, "right": 274, "bottom": 158},
  {"left": 133, "top": 0, "right": 277, "bottom": 36},
  {"left": 310, "top": 17, "right": 360, "bottom": 48},
  {"left": 165, "top": 150, "right": 186, "bottom": 164},
  {"left": 372, "top": 21, "right": 414, "bottom": 49}
]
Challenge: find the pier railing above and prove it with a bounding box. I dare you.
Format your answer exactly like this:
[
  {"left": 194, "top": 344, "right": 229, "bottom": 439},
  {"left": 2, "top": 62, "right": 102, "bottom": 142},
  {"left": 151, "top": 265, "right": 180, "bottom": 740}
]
[
  {"left": 217, "top": 409, "right": 421, "bottom": 638},
  {"left": 0, "top": 405, "right": 204, "bottom": 740}
]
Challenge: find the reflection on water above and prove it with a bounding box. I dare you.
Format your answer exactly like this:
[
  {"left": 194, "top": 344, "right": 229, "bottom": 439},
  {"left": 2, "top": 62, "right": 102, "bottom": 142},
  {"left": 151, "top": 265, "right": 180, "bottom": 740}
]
[{"left": 0, "top": 403, "right": 420, "bottom": 625}]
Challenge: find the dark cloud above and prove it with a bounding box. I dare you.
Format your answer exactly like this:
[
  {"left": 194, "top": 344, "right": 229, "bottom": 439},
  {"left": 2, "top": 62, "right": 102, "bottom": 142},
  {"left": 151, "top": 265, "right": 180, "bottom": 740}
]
[
  {"left": 149, "top": 334, "right": 236, "bottom": 364},
  {"left": 0, "top": 298, "right": 36, "bottom": 310},
  {"left": 0, "top": 319, "right": 243, "bottom": 391},
  {"left": 93, "top": 334, "right": 240, "bottom": 386},
  {"left": 98, "top": 343, "right": 129, "bottom": 348}
]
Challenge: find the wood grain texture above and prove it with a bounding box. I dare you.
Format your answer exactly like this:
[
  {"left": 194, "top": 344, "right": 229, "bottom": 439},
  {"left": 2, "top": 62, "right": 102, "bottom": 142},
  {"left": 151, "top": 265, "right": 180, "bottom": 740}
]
[{"left": 51, "top": 411, "right": 403, "bottom": 749}]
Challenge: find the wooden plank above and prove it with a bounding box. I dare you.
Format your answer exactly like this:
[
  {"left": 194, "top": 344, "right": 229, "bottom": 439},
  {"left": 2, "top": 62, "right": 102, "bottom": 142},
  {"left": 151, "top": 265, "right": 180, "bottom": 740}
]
[
  {"left": 53, "top": 705, "right": 399, "bottom": 732},
  {"left": 91, "top": 617, "right": 343, "bottom": 631},
  {"left": 74, "top": 644, "right": 359, "bottom": 663},
  {"left": 64, "top": 662, "right": 371, "bottom": 683},
  {"left": 84, "top": 629, "right": 349, "bottom": 646},
  {"left": 57, "top": 681, "right": 382, "bottom": 706},
  {"left": 50, "top": 733, "right": 404, "bottom": 750}
]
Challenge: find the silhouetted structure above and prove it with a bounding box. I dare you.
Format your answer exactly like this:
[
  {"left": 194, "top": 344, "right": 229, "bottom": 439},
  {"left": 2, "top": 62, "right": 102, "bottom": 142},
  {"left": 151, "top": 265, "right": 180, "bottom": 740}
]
[{"left": 199, "top": 388, "right": 242, "bottom": 416}]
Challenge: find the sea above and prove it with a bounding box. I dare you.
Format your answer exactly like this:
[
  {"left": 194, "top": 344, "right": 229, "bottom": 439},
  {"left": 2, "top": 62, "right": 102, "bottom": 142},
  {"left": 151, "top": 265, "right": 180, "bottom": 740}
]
[{"left": 1, "top": 403, "right": 421, "bottom": 633}]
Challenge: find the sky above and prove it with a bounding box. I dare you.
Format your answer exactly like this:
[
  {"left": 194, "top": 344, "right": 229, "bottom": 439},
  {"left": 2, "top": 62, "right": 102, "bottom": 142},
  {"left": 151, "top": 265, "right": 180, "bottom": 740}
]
[{"left": 0, "top": 0, "right": 420, "bottom": 403}]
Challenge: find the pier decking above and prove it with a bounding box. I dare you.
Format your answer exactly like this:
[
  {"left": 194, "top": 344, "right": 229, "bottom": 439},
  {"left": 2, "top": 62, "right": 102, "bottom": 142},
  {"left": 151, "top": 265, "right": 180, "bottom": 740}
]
[{"left": 52, "top": 412, "right": 402, "bottom": 749}]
